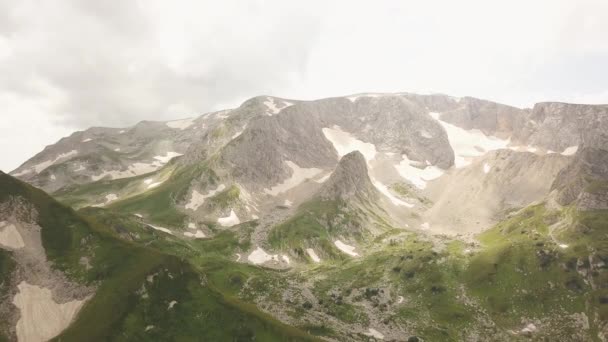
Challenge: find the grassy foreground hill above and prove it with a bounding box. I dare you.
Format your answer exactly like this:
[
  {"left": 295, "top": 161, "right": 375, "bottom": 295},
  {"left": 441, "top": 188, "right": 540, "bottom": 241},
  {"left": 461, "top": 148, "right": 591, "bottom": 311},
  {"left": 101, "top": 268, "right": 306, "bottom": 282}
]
[{"left": 0, "top": 172, "right": 317, "bottom": 341}]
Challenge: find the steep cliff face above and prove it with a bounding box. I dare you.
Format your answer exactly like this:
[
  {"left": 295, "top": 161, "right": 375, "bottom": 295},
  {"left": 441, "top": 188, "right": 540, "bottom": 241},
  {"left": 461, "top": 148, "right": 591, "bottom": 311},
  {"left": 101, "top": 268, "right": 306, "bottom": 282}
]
[
  {"left": 514, "top": 102, "right": 608, "bottom": 152},
  {"left": 552, "top": 147, "right": 608, "bottom": 210},
  {"left": 438, "top": 97, "right": 527, "bottom": 138}
]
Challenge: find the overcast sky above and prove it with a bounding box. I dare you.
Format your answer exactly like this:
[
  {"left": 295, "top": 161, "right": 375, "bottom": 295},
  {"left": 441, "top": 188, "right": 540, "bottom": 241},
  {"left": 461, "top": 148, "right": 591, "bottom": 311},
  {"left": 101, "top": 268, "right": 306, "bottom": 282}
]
[{"left": 1, "top": 0, "right": 607, "bottom": 172}]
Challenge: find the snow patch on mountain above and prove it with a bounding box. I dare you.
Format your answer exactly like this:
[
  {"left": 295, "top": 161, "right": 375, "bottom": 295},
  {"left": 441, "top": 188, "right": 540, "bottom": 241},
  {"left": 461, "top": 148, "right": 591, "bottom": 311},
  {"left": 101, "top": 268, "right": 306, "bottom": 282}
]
[
  {"left": 148, "top": 224, "right": 173, "bottom": 235},
  {"left": 153, "top": 152, "right": 183, "bottom": 163},
  {"left": 264, "top": 97, "right": 292, "bottom": 115},
  {"left": 185, "top": 184, "right": 226, "bottom": 211},
  {"left": 561, "top": 145, "right": 578, "bottom": 156},
  {"left": 145, "top": 178, "right": 163, "bottom": 189},
  {"left": 18, "top": 150, "right": 79, "bottom": 175},
  {"left": 92, "top": 152, "right": 182, "bottom": 181},
  {"left": 334, "top": 240, "right": 359, "bottom": 256},
  {"left": 264, "top": 161, "right": 322, "bottom": 196},
  {"left": 183, "top": 230, "right": 206, "bottom": 238},
  {"left": 217, "top": 209, "right": 240, "bottom": 227},
  {"left": 346, "top": 93, "right": 396, "bottom": 102},
  {"left": 105, "top": 194, "right": 118, "bottom": 203},
  {"left": 306, "top": 248, "right": 321, "bottom": 263},
  {"left": 314, "top": 173, "right": 332, "bottom": 183},
  {"left": 0, "top": 222, "right": 25, "bottom": 249},
  {"left": 394, "top": 155, "right": 444, "bottom": 189},
  {"left": 248, "top": 247, "right": 279, "bottom": 264},
  {"left": 322, "top": 126, "right": 377, "bottom": 162},
  {"left": 13, "top": 282, "right": 86, "bottom": 342},
  {"left": 232, "top": 125, "right": 247, "bottom": 139},
  {"left": 429, "top": 111, "right": 509, "bottom": 168},
  {"left": 166, "top": 118, "right": 195, "bottom": 130},
  {"left": 483, "top": 163, "right": 491, "bottom": 173},
  {"left": 371, "top": 179, "right": 414, "bottom": 207}
]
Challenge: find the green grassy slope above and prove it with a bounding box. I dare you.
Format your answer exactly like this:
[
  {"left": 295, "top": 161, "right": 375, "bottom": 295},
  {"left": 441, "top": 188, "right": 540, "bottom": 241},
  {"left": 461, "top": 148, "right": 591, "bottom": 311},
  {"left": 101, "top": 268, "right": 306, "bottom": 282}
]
[
  {"left": 298, "top": 203, "right": 608, "bottom": 341},
  {"left": 0, "top": 172, "right": 317, "bottom": 342}
]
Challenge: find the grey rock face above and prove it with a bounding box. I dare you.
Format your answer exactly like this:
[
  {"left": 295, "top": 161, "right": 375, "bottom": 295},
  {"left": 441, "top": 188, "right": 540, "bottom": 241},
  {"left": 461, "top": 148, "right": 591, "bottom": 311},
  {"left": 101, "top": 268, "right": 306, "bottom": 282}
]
[
  {"left": 318, "top": 151, "right": 377, "bottom": 202},
  {"left": 344, "top": 96, "right": 454, "bottom": 168},
  {"left": 552, "top": 147, "right": 608, "bottom": 210},
  {"left": 438, "top": 97, "right": 527, "bottom": 138},
  {"left": 11, "top": 91, "right": 608, "bottom": 220},
  {"left": 219, "top": 103, "right": 337, "bottom": 191},
  {"left": 514, "top": 102, "right": 608, "bottom": 151},
  {"left": 220, "top": 94, "right": 455, "bottom": 192}
]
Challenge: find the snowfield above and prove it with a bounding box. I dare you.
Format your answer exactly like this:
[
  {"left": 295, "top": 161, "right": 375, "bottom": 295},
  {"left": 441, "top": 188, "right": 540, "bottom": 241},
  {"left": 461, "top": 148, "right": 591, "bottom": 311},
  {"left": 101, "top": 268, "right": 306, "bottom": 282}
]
[
  {"left": 264, "top": 161, "right": 322, "bottom": 196},
  {"left": 166, "top": 118, "right": 195, "bottom": 130},
  {"left": 322, "top": 126, "right": 377, "bottom": 162},
  {"left": 483, "top": 163, "right": 491, "bottom": 173},
  {"left": 13, "top": 282, "right": 86, "bottom": 342},
  {"left": 371, "top": 179, "right": 414, "bottom": 207},
  {"left": 92, "top": 152, "right": 183, "bottom": 181},
  {"left": 429, "top": 111, "right": 509, "bottom": 168},
  {"left": 153, "top": 152, "right": 183, "bottom": 163},
  {"left": 148, "top": 224, "right": 173, "bottom": 235},
  {"left": 394, "top": 155, "right": 444, "bottom": 189},
  {"left": 185, "top": 184, "right": 226, "bottom": 211},
  {"left": 248, "top": 247, "right": 279, "bottom": 264},
  {"left": 105, "top": 193, "right": 118, "bottom": 203},
  {"left": 334, "top": 240, "right": 359, "bottom": 256},
  {"left": 217, "top": 209, "right": 240, "bottom": 227},
  {"left": 561, "top": 145, "right": 578, "bottom": 156},
  {"left": 306, "top": 248, "right": 321, "bottom": 263},
  {"left": 183, "top": 230, "right": 206, "bottom": 238},
  {"left": 0, "top": 221, "right": 25, "bottom": 249},
  {"left": 314, "top": 173, "right": 332, "bottom": 183},
  {"left": 25, "top": 150, "right": 79, "bottom": 174},
  {"left": 264, "top": 97, "right": 292, "bottom": 115}
]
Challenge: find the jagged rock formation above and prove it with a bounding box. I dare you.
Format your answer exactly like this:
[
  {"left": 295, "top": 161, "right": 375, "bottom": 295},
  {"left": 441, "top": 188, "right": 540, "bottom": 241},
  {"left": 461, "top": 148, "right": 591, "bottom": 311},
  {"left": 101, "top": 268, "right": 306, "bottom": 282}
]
[
  {"left": 552, "top": 147, "right": 608, "bottom": 210},
  {"left": 515, "top": 102, "right": 608, "bottom": 151},
  {"left": 318, "top": 151, "right": 377, "bottom": 202}
]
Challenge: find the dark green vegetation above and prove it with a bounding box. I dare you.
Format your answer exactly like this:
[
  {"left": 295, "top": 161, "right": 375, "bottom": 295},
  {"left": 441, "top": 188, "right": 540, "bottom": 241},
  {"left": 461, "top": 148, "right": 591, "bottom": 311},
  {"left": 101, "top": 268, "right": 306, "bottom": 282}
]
[
  {"left": 463, "top": 204, "right": 607, "bottom": 339},
  {"left": 2, "top": 167, "right": 606, "bottom": 341},
  {"left": 0, "top": 172, "right": 318, "bottom": 342},
  {"left": 106, "top": 164, "right": 213, "bottom": 228},
  {"left": 269, "top": 199, "right": 371, "bottom": 261},
  {"left": 0, "top": 249, "right": 16, "bottom": 341},
  {"left": 298, "top": 204, "right": 607, "bottom": 341}
]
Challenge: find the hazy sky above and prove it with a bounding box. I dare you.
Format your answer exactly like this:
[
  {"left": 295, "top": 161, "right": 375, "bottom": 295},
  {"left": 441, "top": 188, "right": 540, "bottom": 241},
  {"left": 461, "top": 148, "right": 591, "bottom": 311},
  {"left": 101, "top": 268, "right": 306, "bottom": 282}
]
[{"left": 1, "top": 0, "right": 607, "bottom": 171}]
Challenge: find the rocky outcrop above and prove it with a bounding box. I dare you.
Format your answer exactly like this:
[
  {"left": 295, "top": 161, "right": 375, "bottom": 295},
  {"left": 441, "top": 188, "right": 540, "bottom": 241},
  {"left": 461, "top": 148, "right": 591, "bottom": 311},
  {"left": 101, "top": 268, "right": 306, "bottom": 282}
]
[
  {"left": 552, "top": 147, "right": 608, "bottom": 210},
  {"left": 514, "top": 102, "right": 608, "bottom": 151},
  {"left": 438, "top": 97, "right": 527, "bottom": 139},
  {"left": 219, "top": 103, "right": 337, "bottom": 191},
  {"left": 318, "top": 151, "right": 377, "bottom": 202}
]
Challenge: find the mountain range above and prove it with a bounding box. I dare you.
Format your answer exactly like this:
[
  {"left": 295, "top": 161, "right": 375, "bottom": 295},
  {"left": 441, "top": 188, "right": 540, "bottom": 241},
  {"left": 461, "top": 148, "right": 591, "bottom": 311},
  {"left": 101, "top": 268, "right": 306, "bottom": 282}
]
[{"left": 1, "top": 92, "right": 607, "bottom": 341}]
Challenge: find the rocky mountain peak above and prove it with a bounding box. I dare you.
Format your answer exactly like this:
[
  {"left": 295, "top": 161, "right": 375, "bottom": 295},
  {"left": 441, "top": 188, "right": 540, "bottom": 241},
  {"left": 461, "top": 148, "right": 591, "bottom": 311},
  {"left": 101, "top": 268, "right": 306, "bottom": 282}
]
[{"left": 318, "top": 151, "right": 377, "bottom": 202}]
